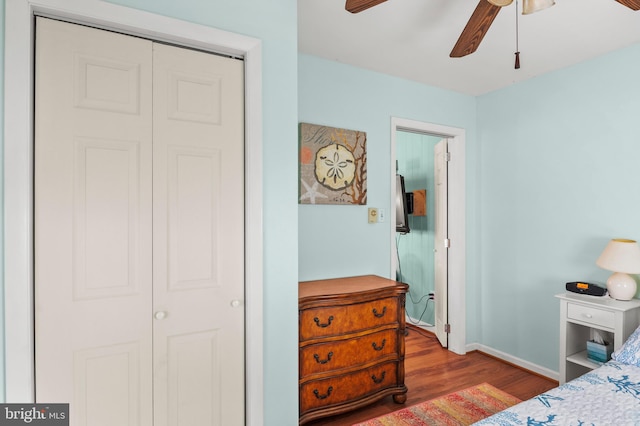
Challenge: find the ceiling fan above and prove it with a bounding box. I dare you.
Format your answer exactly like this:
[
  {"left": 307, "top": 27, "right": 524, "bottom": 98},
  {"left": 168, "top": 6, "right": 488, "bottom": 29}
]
[{"left": 345, "top": 0, "right": 640, "bottom": 58}]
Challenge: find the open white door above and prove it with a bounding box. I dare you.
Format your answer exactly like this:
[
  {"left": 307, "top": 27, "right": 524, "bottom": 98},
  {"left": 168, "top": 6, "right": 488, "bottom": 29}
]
[{"left": 434, "top": 139, "right": 449, "bottom": 348}]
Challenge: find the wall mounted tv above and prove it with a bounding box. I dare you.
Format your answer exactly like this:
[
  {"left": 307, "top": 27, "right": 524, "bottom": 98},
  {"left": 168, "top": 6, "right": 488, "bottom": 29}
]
[{"left": 396, "top": 174, "right": 412, "bottom": 234}]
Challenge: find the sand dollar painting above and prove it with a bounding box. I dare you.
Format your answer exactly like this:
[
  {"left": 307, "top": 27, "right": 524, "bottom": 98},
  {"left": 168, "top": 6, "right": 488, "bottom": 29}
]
[
  {"left": 314, "top": 143, "right": 356, "bottom": 190},
  {"left": 299, "top": 122, "right": 367, "bottom": 205}
]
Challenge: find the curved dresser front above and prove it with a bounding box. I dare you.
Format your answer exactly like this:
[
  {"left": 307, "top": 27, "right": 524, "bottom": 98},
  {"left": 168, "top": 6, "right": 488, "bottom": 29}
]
[{"left": 299, "top": 275, "right": 408, "bottom": 424}]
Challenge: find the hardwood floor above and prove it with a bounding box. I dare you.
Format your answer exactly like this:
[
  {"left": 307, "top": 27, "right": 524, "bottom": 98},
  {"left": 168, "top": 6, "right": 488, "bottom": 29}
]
[{"left": 306, "top": 324, "right": 558, "bottom": 425}]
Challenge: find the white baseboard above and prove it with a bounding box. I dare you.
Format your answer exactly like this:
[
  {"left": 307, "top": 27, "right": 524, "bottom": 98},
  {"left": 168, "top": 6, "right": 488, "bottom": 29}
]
[
  {"left": 405, "top": 315, "right": 435, "bottom": 332},
  {"left": 406, "top": 315, "right": 557, "bottom": 381},
  {"left": 467, "top": 343, "right": 559, "bottom": 382}
]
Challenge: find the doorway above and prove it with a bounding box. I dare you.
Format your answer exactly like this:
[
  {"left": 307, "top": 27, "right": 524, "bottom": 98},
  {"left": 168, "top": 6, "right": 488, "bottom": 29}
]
[
  {"left": 4, "top": 2, "right": 263, "bottom": 423},
  {"left": 394, "top": 132, "right": 444, "bottom": 343},
  {"left": 390, "top": 118, "right": 466, "bottom": 355}
]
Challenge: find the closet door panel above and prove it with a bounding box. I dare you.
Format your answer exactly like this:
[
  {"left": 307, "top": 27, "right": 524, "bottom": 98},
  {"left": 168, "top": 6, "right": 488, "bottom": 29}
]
[
  {"left": 166, "top": 330, "right": 220, "bottom": 425},
  {"left": 35, "top": 17, "right": 154, "bottom": 426},
  {"left": 74, "top": 138, "right": 141, "bottom": 299},
  {"left": 167, "top": 147, "right": 221, "bottom": 289},
  {"left": 152, "top": 43, "right": 245, "bottom": 426},
  {"left": 73, "top": 343, "right": 142, "bottom": 425}
]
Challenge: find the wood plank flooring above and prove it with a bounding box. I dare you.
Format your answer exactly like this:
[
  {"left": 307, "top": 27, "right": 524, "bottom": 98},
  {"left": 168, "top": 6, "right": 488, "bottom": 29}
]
[{"left": 306, "top": 324, "right": 558, "bottom": 425}]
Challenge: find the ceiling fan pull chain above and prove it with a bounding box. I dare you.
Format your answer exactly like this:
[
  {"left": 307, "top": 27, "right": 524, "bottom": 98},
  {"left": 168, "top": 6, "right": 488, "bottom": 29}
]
[{"left": 514, "top": 0, "right": 521, "bottom": 69}]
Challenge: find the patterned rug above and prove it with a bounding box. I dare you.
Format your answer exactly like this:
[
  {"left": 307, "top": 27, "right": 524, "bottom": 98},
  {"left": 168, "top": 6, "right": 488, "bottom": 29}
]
[{"left": 353, "top": 383, "right": 521, "bottom": 425}]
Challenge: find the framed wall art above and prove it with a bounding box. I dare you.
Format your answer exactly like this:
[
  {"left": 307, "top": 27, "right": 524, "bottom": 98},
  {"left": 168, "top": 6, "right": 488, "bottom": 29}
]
[{"left": 299, "top": 122, "right": 367, "bottom": 205}]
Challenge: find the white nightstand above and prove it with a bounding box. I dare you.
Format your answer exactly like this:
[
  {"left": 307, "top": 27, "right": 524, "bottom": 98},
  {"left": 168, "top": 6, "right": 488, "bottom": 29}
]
[{"left": 556, "top": 292, "right": 640, "bottom": 384}]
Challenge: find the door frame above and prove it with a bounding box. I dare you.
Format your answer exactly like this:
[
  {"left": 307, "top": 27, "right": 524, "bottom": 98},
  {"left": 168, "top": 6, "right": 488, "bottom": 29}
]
[
  {"left": 390, "top": 117, "right": 466, "bottom": 355},
  {"left": 4, "top": 0, "right": 264, "bottom": 422}
]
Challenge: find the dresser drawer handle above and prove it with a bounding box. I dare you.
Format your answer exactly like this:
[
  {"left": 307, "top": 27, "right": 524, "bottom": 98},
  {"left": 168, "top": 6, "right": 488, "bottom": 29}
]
[
  {"left": 313, "top": 386, "right": 333, "bottom": 400},
  {"left": 313, "top": 316, "right": 334, "bottom": 328},
  {"left": 582, "top": 313, "right": 593, "bottom": 319},
  {"left": 313, "top": 352, "right": 334, "bottom": 365},
  {"left": 372, "top": 339, "right": 387, "bottom": 351},
  {"left": 372, "top": 307, "right": 387, "bottom": 318},
  {"left": 371, "top": 371, "right": 386, "bottom": 384}
]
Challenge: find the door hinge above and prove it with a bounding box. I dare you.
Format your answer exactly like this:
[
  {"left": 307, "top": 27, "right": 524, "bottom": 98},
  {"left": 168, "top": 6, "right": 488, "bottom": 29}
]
[
  {"left": 444, "top": 238, "right": 451, "bottom": 248},
  {"left": 445, "top": 152, "right": 451, "bottom": 162},
  {"left": 444, "top": 324, "right": 451, "bottom": 333}
]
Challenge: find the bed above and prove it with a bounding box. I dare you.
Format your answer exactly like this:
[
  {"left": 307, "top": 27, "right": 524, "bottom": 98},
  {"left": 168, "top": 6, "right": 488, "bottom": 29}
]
[{"left": 474, "top": 325, "right": 640, "bottom": 425}]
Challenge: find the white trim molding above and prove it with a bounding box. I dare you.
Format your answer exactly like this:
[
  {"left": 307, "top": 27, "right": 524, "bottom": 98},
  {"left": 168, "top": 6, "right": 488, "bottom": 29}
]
[
  {"left": 406, "top": 315, "right": 435, "bottom": 332},
  {"left": 4, "top": 1, "right": 264, "bottom": 423},
  {"left": 467, "top": 343, "right": 559, "bottom": 381},
  {"left": 391, "top": 117, "right": 466, "bottom": 355}
]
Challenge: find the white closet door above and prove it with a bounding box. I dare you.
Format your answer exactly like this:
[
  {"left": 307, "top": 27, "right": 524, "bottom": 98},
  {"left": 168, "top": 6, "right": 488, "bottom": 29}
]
[
  {"left": 35, "top": 18, "right": 246, "bottom": 426},
  {"left": 35, "top": 17, "right": 154, "bottom": 426},
  {"left": 151, "top": 44, "right": 245, "bottom": 426}
]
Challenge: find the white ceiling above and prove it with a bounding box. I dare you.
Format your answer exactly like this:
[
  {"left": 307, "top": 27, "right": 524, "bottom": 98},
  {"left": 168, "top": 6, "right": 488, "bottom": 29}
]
[{"left": 298, "top": 0, "right": 640, "bottom": 96}]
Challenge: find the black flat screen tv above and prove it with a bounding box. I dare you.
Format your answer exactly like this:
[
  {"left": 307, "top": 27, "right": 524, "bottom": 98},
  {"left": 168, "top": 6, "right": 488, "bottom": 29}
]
[{"left": 396, "top": 174, "right": 410, "bottom": 234}]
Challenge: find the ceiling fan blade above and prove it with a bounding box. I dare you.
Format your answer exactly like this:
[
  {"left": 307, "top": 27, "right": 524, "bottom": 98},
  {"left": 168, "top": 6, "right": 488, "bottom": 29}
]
[
  {"left": 615, "top": 0, "right": 640, "bottom": 10},
  {"left": 450, "top": 0, "right": 503, "bottom": 58},
  {"left": 345, "top": 0, "right": 388, "bottom": 13}
]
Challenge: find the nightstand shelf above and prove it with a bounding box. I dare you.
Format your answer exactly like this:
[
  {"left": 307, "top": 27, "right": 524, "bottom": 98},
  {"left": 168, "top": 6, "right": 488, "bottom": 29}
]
[
  {"left": 566, "top": 350, "right": 601, "bottom": 369},
  {"left": 556, "top": 292, "right": 640, "bottom": 384}
]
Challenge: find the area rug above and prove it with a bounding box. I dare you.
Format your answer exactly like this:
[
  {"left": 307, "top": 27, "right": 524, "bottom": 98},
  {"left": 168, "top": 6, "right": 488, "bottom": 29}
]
[{"left": 353, "top": 383, "right": 521, "bottom": 426}]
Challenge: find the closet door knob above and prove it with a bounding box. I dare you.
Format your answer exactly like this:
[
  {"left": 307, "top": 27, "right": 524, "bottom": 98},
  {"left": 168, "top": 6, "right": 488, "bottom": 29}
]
[
  {"left": 230, "top": 299, "right": 241, "bottom": 308},
  {"left": 154, "top": 311, "right": 167, "bottom": 320}
]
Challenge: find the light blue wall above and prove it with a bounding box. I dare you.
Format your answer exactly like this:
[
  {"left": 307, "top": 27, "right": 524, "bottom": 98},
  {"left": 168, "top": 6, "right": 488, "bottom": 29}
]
[
  {"left": 396, "top": 132, "right": 439, "bottom": 325},
  {"left": 1, "top": 0, "right": 299, "bottom": 423},
  {"left": 477, "top": 43, "right": 640, "bottom": 371},
  {"left": 298, "top": 54, "right": 481, "bottom": 345}
]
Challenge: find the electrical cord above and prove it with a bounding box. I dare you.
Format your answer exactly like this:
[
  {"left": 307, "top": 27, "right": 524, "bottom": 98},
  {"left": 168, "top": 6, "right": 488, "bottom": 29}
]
[
  {"left": 406, "top": 298, "right": 433, "bottom": 325},
  {"left": 396, "top": 233, "right": 433, "bottom": 325}
]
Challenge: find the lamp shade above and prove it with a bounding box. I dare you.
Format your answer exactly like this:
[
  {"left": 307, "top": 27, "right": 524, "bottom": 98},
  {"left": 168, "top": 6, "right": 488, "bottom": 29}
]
[
  {"left": 596, "top": 239, "right": 640, "bottom": 274},
  {"left": 522, "top": 0, "right": 555, "bottom": 14},
  {"left": 488, "top": 0, "right": 514, "bottom": 6}
]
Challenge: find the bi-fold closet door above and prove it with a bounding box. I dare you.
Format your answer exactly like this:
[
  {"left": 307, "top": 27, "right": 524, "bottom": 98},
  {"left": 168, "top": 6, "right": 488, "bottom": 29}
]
[{"left": 34, "top": 17, "right": 245, "bottom": 426}]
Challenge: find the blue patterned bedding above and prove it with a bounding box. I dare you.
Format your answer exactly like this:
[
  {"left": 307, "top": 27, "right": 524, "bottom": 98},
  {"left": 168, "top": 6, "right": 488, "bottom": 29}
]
[{"left": 473, "top": 361, "right": 640, "bottom": 425}]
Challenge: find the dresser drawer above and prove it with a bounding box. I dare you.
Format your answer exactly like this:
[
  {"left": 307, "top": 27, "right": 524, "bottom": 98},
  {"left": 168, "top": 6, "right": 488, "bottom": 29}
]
[
  {"left": 300, "top": 297, "right": 398, "bottom": 340},
  {"left": 300, "top": 329, "right": 398, "bottom": 377},
  {"left": 567, "top": 302, "right": 615, "bottom": 329},
  {"left": 300, "top": 360, "right": 399, "bottom": 413}
]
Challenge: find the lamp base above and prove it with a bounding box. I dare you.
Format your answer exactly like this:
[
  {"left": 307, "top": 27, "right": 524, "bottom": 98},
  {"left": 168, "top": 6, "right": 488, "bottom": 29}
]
[{"left": 606, "top": 272, "right": 637, "bottom": 301}]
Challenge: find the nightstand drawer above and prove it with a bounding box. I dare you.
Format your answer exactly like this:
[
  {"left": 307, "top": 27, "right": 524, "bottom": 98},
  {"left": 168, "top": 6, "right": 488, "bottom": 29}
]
[{"left": 567, "top": 303, "right": 615, "bottom": 329}]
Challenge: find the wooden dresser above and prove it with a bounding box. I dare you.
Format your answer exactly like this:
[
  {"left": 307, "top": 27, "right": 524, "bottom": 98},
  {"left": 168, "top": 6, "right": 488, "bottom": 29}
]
[{"left": 298, "top": 275, "right": 408, "bottom": 424}]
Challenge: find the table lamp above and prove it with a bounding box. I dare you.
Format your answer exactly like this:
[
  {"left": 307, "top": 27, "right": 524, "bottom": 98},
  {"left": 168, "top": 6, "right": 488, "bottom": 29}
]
[{"left": 596, "top": 238, "right": 640, "bottom": 300}]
